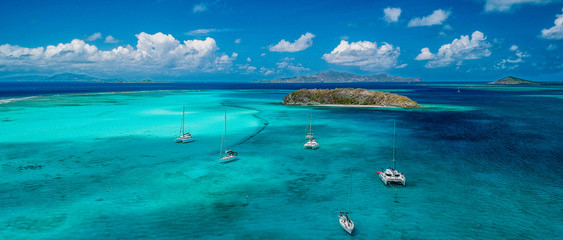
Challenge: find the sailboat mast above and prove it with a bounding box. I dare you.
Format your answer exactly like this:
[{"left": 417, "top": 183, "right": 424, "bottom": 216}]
[
  {"left": 180, "top": 106, "right": 185, "bottom": 136},
  {"left": 309, "top": 114, "right": 313, "bottom": 134},
  {"left": 392, "top": 120, "right": 396, "bottom": 170},
  {"left": 348, "top": 168, "right": 352, "bottom": 212},
  {"left": 220, "top": 112, "right": 226, "bottom": 155}
]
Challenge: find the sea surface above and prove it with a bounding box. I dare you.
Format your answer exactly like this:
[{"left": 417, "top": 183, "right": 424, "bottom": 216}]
[{"left": 0, "top": 82, "right": 561, "bottom": 239}]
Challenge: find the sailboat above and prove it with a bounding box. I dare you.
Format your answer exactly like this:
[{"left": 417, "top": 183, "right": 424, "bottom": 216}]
[
  {"left": 339, "top": 169, "right": 355, "bottom": 235},
  {"left": 378, "top": 120, "right": 406, "bottom": 186},
  {"left": 174, "top": 106, "right": 194, "bottom": 143},
  {"left": 219, "top": 111, "right": 238, "bottom": 163},
  {"left": 303, "top": 114, "right": 319, "bottom": 149}
]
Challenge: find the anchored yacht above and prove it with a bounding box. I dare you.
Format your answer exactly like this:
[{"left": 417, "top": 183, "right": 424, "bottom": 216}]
[{"left": 378, "top": 121, "right": 406, "bottom": 186}]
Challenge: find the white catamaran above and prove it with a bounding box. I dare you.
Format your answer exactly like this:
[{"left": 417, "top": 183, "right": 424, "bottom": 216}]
[
  {"left": 378, "top": 121, "right": 406, "bottom": 186},
  {"left": 174, "top": 106, "right": 194, "bottom": 143},
  {"left": 304, "top": 114, "right": 319, "bottom": 149},
  {"left": 219, "top": 111, "right": 238, "bottom": 163}
]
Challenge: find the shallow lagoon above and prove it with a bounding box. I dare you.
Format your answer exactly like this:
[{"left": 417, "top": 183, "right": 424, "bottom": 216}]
[{"left": 0, "top": 83, "right": 561, "bottom": 239}]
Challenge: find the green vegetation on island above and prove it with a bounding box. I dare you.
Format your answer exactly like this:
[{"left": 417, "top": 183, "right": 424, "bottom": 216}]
[
  {"left": 489, "top": 76, "right": 539, "bottom": 85},
  {"left": 282, "top": 88, "right": 420, "bottom": 108}
]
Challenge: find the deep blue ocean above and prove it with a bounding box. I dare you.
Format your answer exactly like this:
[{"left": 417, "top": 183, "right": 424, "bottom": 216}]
[{"left": 0, "top": 82, "right": 561, "bottom": 239}]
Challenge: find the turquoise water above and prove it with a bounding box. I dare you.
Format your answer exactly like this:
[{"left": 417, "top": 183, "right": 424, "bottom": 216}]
[{"left": 1, "top": 85, "right": 562, "bottom": 239}]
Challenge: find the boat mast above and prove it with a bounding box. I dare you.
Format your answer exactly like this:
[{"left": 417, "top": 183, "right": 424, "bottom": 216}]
[
  {"left": 180, "top": 106, "right": 185, "bottom": 136},
  {"left": 309, "top": 114, "right": 313, "bottom": 136},
  {"left": 392, "top": 120, "right": 396, "bottom": 170},
  {"left": 220, "top": 111, "right": 226, "bottom": 155}
]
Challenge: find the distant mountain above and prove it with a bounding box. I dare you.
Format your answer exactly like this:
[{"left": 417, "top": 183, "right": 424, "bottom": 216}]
[
  {"left": 44, "top": 73, "right": 104, "bottom": 82},
  {"left": 0, "top": 73, "right": 171, "bottom": 83},
  {"left": 489, "top": 76, "right": 539, "bottom": 85},
  {"left": 256, "top": 70, "right": 421, "bottom": 83}
]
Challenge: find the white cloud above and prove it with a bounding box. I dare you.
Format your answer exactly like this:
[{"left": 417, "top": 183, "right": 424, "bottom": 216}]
[
  {"left": 541, "top": 9, "right": 563, "bottom": 39},
  {"left": 383, "top": 7, "right": 402, "bottom": 23},
  {"left": 237, "top": 64, "right": 257, "bottom": 74},
  {"left": 415, "top": 47, "right": 434, "bottom": 60},
  {"left": 269, "top": 33, "right": 315, "bottom": 52},
  {"left": 547, "top": 43, "right": 558, "bottom": 50},
  {"left": 484, "top": 0, "right": 559, "bottom": 12},
  {"left": 322, "top": 40, "right": 401, "bottom": 71},
  {"left": 498, "top": 45, "right": 529, "bottom": 69},
  {"left": 105, "top": 35, "right": 119, "bottom": 43},
  {"left": 246, "top": 57, "right": 251, "bottom": 62},
  {"left": 258, "top": 57, "right": 310, "bottom": 76},
  {"left": 260, "top": 53, "right": 266, "bottom": 56},
  {"left": 193, "top": 3, "right": 207, "bottom": 13},
  {"left": 415, "top": 31, "right": 491, "bottom": 68},
  {"left": 86, "top": 32, "right": 102, "bottom": 41},
  {"left": 408, "top": 9, "right": 451, "bottom": 27},
  {"left": 187, "top": 29, "right": 214, "bottom": 36},
  {"left": 0, "top": 32, "right": 237, "bottom": 76},
  {"left": 234, "top": 38, "right": 241, "bottom": 44}
]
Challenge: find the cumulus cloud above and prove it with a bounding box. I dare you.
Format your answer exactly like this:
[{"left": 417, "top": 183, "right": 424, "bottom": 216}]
[
  {"left": 496, "top": 44, "right": 530, "bottom": 69},
  {"left": 193, "top": 3, "right": 207, "bottom": 13},
  {"left": 269, "top": 33, "right": 315, "bottom": 52},
  {"left": 383, "top": 7, "right": 402, "bottom": 23},
  {"left": 86, "top": 32, "right": 102, "bottom": 41},
  {"left": 415, "top": 47, "right": 434, "bottom": 60},
  {"left": 234, "top": 38, "right": 241, "bottom": 44},
  {"left": 105, "top": 35, "right": 119, "bottom": 43},
  {"left": 258, "top": 57, "right": 310, "bottom": 76},
  {"left": 415, "top": 31, "right": 491, "bottom": 68},
  {"left": 541, "top": 9, "right": 563, "bottom": 39},
  {"left": 0, "top": 32, "right": 237, "bottom": 76},
  {"left": 408, "top": 9, "right": 450, "bottom": 27},
  {"left": 484, "top": 0, "right": 559, "bottom": 12},
  {"left": 547, "top": 43, "right": 558, "bottom": 50},
  {"left": 322, "top": 40, "right": 401, "bottom": 71}
]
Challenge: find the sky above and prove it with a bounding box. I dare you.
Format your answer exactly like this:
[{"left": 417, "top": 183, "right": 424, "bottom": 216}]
[{"left": 0, "top": 0, "right": 562, "bottom": 81}]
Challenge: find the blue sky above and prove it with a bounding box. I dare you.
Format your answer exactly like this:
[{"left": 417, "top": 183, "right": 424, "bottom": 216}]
[{"left": 1, "top": 0, "right": 562, "bottom": 81}]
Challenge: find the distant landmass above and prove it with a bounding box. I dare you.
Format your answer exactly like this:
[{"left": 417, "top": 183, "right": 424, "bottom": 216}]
[
  {"left": 282, "top": 88, "right": 420, "bottom": 108},
  {"left": 489, "top": 76, "right": 539, "bottom": 85},
  {"left": 0, "top": 73, "right": 172, "bottom": 83},
  {"left": 257, "top": 70, "right": 421, "bottom": 83}
]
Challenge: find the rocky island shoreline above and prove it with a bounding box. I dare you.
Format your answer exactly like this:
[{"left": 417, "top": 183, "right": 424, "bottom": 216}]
[{"left": 282, "top": 88, "right": 420, "bottom": 108}]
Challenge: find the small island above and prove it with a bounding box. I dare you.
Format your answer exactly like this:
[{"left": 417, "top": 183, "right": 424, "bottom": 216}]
[
  {"left": 282, "top": 88, "right": 421, "bottom": 108},
  {"left": 489, "top": 76, "right": 539, "bottom": 85}
]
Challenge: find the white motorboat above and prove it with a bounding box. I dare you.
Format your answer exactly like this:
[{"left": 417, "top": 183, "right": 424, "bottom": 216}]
[
  {"left": 378, "top": 121, "right": 406, "bottom": 186},
  {"left": 219, "top": 111, "right": 238, "bottom": 163},
  {"left": 339, "top": 212, "right": 354, "bottom": 235},
  {"left": 175, "top": 106, "right": 194, "bottom": 143}
]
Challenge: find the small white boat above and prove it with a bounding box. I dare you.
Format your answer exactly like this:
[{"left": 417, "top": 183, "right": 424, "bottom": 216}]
[
  {"left": 303, "top": 138, "right": 319, "bottom": 149},
  {"left": 378, "top": 121, "right": 406, "bottom": 186},
  {"left": 175, "top": 106, "right": 194, "bottom": 143},
  {"left": 339, "top": 212, "right": 354, "bottom": 235},
  {"left": 304, "top": 114, "right": 319, "bottom": 149},
  {"left": 220, "top": 150, "right": 238, "bottom": 163},
  {"left": 219, "top": 111, "right": 238, "bottom": 163}
]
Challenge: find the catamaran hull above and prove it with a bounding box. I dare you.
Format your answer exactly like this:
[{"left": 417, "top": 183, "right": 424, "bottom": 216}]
[
  {"left": 220, "top": 156, "right": 238, "bottom": 163},
  {"left": 182, "top": 138, "right": 194, "bottom": 143},
  {"left": 379, "top": 172, "right": 406, "bottom": 186}
]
